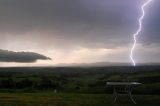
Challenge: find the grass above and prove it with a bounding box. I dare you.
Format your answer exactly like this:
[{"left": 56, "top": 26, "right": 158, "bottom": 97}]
[
  {"left": 0, "top": 68, "right": 159, "bottom": 105},
  {"left": 70, "top": 75, "right": 102, "bottom": 83},
  {"left": 0, "top": 92, "right": 159, "bottom": 106},
  {"left": 0, "top": 76, "right": 41, "bottom": 82}
]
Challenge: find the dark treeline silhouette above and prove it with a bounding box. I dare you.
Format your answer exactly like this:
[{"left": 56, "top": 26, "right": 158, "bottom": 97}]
[{"left": 0, "top": 77, "right": 63, "bottom": 90}]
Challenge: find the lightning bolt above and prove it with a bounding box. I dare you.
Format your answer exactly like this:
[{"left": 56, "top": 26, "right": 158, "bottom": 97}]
[{"left": 130, "top": 0, "right": 153, "bottom": 66}]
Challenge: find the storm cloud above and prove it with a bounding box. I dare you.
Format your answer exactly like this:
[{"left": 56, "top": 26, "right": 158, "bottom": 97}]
[
  {"left": 0, "top": 0, "right": 159, "bottom": 49},
  {"left": 0, "top": 0, "right": 159, "bottom": 65},
  {"left": 0, "top": 49, "right": 51, "bottom": 63}
]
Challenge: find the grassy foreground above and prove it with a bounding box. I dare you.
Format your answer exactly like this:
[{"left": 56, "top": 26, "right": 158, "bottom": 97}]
[{"left": 0, "top": 92, "right": 159, "bottom": 106}]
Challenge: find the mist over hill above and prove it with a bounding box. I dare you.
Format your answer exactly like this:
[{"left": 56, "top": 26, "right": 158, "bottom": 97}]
[{"left": 55, "top": 62, "right": 160, "bottom": 67}]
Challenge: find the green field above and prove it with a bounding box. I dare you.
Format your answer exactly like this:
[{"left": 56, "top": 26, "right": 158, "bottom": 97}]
[
  {"left": 0, "top": 93, "right": 159, "bottom": 106},
  {"left": 0, "top": 66, "right": 159, "bottom": 105}
]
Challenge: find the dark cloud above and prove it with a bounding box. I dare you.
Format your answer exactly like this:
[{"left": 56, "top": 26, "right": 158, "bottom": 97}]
[
  {"left": 0, "top": 0, "right": 159, "bottom": 49},
  {"left": 0, "top": 0, "right": 159, "bottom": 64},
  {"left": 0, "top": 49, "right": 51, "bottom": 63},
  {"left": 140, "top": 0, "right": 160, "bottom": 45},
  {"left": 0, "top": 0, "right": 139, "bottom": 48}
]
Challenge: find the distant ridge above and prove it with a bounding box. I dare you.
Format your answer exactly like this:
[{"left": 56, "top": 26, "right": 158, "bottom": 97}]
[{"left": 55, "top": 62, "right": 160, "bottom": 67}]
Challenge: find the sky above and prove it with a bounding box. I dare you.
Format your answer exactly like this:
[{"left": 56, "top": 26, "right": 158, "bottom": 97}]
[{"left": 0, "top": 0, "right": 160, "bottom": 67}]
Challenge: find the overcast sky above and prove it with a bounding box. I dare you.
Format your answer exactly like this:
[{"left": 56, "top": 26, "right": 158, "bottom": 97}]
[{"left": 0, "top": 0, "right": 159, "bottom": 66}]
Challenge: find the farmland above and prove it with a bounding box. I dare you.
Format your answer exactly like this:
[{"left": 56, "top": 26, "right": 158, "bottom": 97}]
[{"left": 0, "top": 66, "right": 159, "bottom": 105}]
